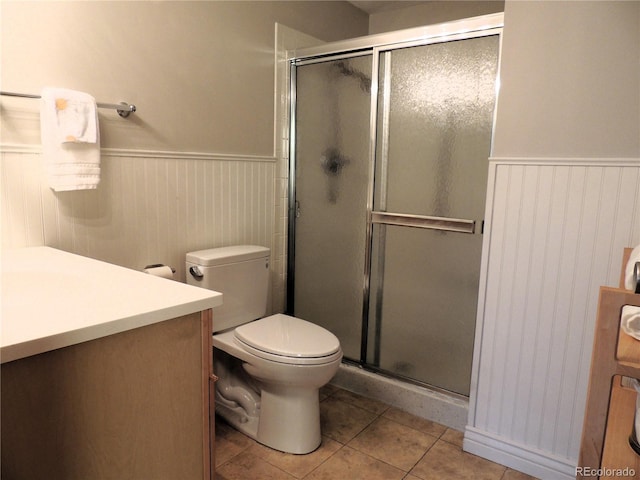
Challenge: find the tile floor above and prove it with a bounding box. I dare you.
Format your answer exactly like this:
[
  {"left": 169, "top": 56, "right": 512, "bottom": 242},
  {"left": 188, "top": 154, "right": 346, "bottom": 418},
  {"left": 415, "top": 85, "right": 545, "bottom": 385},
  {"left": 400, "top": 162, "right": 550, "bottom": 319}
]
[{"left": 215, "top": 385, "right": 539, "bottom": 480}]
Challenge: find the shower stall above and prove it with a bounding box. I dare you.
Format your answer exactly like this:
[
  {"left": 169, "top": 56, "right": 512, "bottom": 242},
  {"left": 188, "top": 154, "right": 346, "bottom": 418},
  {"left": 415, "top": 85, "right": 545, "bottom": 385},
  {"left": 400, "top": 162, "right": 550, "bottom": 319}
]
[{"left": 288, "top": 15, "right": 502, "bottom": 398}]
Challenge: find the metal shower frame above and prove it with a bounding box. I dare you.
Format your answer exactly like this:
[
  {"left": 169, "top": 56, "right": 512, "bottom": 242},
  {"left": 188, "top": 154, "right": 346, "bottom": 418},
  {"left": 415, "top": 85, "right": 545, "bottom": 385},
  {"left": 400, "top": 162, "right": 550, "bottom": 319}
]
[{"left": 287, "top": 13, "right": 504, "bottom": 390}]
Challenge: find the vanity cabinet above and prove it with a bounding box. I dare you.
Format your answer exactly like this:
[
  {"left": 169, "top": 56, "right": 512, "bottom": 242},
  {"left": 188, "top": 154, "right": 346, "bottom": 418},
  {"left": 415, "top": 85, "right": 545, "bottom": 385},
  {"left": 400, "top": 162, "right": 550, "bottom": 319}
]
[
  {"left": 578, "top": 249, "right": 640, "bottom": 479},
  {"left": 1, "top": 310, "right": 216, "bottom": 480}
]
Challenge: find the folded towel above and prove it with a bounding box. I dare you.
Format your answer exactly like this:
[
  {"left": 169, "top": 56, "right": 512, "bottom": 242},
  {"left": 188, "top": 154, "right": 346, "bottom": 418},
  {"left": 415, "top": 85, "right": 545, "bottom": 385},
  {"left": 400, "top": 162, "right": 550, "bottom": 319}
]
[
  {"left": 40, "top": 87, "right": 100, "bottom": 191},
  {"left": 621, "top": 305, "right": 640, "bottom": 340},
  {"left": 625, "top": 245, "right": 640, "bottom": 291}
]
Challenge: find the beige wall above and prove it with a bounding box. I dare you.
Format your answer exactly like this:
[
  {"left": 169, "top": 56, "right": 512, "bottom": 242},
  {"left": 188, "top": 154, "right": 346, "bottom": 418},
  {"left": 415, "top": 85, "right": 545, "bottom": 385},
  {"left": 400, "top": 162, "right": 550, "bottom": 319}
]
[
  {"left": 1, "top": 1, "right": 367, "bottom": 154},
  {"left": 368, "top": 1, "right": 504, "bottom": 34},
  {"left": 0, "top": 1, "right": 366, "bottom": 314},
  {"left": 493, "top": 0, "right": 640, "bottom": 158}
]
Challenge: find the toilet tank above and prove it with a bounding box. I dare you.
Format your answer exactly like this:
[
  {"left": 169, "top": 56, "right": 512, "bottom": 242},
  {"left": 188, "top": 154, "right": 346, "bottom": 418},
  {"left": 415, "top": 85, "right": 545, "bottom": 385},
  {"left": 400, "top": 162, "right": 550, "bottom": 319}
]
[{"left": 186, "top": 245, "right": 270, "bottom": 333}]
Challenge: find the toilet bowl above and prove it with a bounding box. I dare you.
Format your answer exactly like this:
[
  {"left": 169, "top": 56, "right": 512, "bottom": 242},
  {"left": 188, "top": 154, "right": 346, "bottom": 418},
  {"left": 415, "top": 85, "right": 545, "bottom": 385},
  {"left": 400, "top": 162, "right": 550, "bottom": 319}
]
[{"left": 186, "top": 246, "right": 342, "bottom": 454}]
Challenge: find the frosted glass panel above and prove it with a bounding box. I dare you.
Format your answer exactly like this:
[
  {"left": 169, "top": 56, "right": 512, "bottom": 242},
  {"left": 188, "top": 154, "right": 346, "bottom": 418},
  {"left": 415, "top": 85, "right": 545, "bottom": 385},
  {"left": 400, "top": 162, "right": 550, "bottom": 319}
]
[
  {"left": 292, "top": 55, "right": 372, "bottom": 360},
  {"left": 379, "top": 36, "right": 499, "bottom": 220},
  {"left": 368, "top": 225, "right": 483, "bottom": 395},
  {"left": 369, "top": 35, "right": 499, "bottom": 395}
]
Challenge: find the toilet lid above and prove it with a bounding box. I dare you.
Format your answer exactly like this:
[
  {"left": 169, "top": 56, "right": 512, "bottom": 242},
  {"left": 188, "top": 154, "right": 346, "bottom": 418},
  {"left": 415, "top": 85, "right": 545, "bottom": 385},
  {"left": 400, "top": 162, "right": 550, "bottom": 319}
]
[{"left": 234, "top": 314, "right": 341, "bottom": 358}]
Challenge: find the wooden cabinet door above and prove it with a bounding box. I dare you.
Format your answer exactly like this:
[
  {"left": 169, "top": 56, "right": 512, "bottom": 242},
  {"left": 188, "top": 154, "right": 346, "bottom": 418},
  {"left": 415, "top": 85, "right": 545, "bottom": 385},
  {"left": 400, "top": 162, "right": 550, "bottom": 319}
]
[{"left": 1, "top": 312, "right": 211, "bottom": 480}]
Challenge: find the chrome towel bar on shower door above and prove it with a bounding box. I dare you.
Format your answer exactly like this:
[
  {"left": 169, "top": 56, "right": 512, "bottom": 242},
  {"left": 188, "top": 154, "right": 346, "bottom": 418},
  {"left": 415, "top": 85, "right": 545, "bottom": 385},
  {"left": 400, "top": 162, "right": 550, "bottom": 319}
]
[{"left": 371, "top": 211, "right": 476, "bottom": 234}]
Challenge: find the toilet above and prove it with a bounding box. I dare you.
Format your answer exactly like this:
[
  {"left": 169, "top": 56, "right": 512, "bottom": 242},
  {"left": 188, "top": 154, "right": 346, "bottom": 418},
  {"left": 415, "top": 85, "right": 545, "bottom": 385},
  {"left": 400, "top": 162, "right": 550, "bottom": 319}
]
[{"left": 186, "top": 245, "right": 342, "bottom": 454}]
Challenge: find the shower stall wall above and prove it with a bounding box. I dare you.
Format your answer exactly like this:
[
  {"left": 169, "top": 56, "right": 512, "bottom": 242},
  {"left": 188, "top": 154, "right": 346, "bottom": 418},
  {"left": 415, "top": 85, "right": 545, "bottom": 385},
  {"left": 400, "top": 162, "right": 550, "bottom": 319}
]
[{"left": 288, "top": 15, "right": 502, "bottom": 397}]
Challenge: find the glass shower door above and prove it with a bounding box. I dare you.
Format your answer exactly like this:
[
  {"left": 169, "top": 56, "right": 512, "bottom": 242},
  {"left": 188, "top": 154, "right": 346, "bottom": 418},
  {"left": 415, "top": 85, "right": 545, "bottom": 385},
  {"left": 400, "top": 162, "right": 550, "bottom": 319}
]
[
  {"left": 290, "top": 54, "right": 373, "bottom": 361},
  {"left": 367, "top": 35, "right": 500, "bottom": 395}
]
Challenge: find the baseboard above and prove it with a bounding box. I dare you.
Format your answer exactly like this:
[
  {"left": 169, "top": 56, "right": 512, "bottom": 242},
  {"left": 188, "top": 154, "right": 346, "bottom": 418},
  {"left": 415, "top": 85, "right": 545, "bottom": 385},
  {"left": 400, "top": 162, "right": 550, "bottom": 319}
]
[{"left": 464, "top": 426, "right": 576, "bottom": 480}]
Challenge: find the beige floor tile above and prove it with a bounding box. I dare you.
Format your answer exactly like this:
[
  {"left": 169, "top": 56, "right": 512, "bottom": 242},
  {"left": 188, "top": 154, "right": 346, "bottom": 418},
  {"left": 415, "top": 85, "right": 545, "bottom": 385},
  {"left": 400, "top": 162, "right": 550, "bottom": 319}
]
[
  {"left": 215, "top": 418, "right": 255, "bottom": 467},
  {"left": 216, "top": 450, "right": 297, "bottom": 480},
  {"left": 246, "top": 436, "right": 342, "bottom": 479},
  {"left": 410, "top": 440, "right": 506, "bottom": 480},
  {"left": 440, "top": 428, "right": 464, "bottom": 447},
  {"left": 501, "top": 468, "right": 540, "bottom": 480},
  {"left": 215, "top": 387, "right": 529, "bottom": 480},
  {"left": 348, "top": 417, "right": 438, "bottom": 471},
  {"left": 331, "top": 389, "right": 390, "bottom": 415},
  {"left": 304, "top": 446, "right": 405, "bottom": 480},
  {"left": 320, "top": 397, "right": 379, "bottom": 444},
  {"left": 383, "top": 407, "right": 448, "bottom": 438},
  {"left": 319, "top": 384, "right": 338, "bottom": 401}
]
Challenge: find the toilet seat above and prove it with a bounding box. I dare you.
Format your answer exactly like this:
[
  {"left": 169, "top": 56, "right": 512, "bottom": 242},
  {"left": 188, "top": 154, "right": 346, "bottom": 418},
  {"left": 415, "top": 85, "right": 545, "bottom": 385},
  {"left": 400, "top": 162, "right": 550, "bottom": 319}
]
[{"left": 233, "top": 314, "right": 341, "bottom": 366}]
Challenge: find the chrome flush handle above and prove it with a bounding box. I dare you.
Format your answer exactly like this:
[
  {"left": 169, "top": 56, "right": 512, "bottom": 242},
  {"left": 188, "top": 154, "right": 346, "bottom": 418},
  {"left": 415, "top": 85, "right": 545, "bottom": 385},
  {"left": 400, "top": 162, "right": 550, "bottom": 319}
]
[{"left": 189, "top": 266, "right": 203, "bottom": 279}]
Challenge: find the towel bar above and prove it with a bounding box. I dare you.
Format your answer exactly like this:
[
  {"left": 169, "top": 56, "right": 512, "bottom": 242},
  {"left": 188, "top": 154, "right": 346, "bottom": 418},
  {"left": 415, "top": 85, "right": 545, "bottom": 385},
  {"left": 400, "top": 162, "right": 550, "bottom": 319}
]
[{"left": 0, "top": 90, "right": 136, "bottom": 118}]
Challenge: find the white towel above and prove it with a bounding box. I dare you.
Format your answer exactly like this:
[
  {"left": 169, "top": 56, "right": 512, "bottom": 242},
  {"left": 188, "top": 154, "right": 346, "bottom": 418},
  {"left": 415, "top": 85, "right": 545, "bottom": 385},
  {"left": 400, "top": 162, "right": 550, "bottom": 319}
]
[
  {"left": 625, "top": 244, "right": 640, "bottom": 291},
  {"left": 621, "top": 305, "right": 640, "bottom": 340},
  {"left": 40, "top": 87, "right": 100, "bottom": 191}
]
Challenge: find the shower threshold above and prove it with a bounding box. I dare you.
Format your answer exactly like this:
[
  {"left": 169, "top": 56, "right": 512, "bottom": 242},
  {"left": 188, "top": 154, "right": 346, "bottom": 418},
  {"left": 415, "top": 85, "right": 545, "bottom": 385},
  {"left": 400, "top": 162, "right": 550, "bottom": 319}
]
[{"left": 330, "top": 360, "right": 469, "bottom": 431}]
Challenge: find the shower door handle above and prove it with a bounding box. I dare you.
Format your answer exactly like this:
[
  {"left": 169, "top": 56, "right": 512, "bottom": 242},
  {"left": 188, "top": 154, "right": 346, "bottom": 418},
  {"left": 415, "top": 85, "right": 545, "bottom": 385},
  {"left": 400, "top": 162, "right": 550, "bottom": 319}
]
[{"left": 371, "top": 211, "right": 475, "bottom": 234}]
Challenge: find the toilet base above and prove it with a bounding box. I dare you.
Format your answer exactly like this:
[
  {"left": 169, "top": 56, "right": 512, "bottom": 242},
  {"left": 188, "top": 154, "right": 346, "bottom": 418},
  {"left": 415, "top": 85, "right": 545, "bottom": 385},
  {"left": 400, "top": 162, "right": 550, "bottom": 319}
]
[
  {"left": 216, "top": 384, "right": 322, "bottom": 454},
  {"left": 257, "top": 386, "right": 321, "bottom": 454},
  {"left": 215, "top": 395, "right": 260, "bottom": 442}
]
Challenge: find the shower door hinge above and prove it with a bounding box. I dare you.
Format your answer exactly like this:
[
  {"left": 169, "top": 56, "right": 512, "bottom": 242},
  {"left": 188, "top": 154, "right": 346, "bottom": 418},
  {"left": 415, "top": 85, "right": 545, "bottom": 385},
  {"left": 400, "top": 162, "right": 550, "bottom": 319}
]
[{"left": 295, "top": 201, "right": 301, "bottom": 218}]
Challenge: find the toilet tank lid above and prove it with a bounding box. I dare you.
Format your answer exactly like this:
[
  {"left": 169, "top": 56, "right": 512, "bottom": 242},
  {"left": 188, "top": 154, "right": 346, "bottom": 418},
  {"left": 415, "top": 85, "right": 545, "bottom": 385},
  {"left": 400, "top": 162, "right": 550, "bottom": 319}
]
[{"left": 186, "top": 245, "right": 269, "bottom": 266}]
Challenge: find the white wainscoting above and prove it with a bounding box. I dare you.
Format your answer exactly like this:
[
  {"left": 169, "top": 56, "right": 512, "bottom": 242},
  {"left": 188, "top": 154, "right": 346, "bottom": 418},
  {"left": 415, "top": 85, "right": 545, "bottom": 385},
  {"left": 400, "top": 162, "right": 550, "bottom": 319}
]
[
  {"left": 465, "top": 158, "right": 640, "bottom": 480},
  {"left": 0, "top": 145, "right": 281, "bottom": 305}
]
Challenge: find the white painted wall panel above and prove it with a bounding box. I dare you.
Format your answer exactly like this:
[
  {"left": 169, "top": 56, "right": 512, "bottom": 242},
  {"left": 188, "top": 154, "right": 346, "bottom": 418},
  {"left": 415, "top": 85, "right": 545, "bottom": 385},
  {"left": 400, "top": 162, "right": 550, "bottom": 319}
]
[
  {"left": 467, "top": 160, "right": 640, "bottom": 478},
  {"left": 1, "top": 149, "right": 276, "bottom": 293}
]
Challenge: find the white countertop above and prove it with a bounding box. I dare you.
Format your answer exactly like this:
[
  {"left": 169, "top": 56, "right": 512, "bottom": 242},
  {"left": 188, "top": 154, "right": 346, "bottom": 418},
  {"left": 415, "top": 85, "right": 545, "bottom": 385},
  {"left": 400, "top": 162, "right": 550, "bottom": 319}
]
[{"left": 1, "top": 247, "right": 222, "bottom": 363}]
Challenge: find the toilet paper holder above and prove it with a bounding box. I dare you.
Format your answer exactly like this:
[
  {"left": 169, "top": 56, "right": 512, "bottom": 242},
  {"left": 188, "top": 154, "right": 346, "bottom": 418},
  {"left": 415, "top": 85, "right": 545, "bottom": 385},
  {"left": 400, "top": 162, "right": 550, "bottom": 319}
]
[
  {"left": 143, "top": 264, "right": 176, "bottom": 277},
  {"left": 144, "top": 263, "right": 176, "bottom": 273}
]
